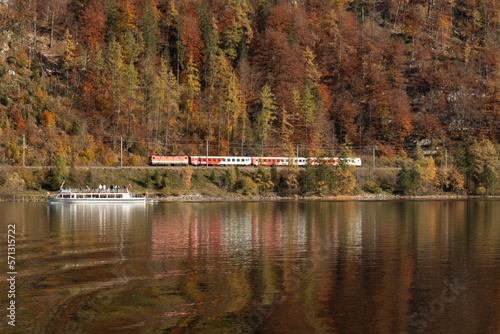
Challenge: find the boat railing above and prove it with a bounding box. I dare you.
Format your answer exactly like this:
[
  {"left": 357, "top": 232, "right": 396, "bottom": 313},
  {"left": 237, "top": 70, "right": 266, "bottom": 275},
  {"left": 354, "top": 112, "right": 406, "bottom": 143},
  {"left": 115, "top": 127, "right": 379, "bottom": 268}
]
[{"left": 61, "top": 187, "right": 131, "bottom": 194}]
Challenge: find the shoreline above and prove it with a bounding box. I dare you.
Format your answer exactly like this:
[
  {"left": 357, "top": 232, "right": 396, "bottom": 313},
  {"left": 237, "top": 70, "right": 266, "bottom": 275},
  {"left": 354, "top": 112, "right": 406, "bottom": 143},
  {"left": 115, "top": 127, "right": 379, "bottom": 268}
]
[
  {"left": 149, "top": 193, "right": 494, "bottom": 202},
  {"left": 2, "top": 192, "right": 497, "bottom": 202}
]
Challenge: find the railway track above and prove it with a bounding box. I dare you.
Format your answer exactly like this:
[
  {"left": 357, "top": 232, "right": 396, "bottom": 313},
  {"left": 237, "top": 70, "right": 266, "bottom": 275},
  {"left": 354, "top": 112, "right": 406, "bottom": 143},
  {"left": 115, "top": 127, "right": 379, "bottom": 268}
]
[{"left": 0, "top": 165, "right": 399, "bottom": 171}]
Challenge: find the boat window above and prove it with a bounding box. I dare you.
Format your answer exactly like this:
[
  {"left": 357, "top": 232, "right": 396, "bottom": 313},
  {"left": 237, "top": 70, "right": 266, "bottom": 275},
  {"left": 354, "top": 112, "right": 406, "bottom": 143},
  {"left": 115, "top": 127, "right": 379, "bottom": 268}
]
[{"left": 117, "top": 194, "right": 123, "bottom": 198}]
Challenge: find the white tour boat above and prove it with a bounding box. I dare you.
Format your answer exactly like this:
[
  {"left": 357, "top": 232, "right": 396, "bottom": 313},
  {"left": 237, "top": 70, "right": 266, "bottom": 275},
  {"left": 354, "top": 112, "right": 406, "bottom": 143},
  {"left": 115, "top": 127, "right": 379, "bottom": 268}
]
[{"left": 48, "top": 181, "right": 146, "bottom": 204}]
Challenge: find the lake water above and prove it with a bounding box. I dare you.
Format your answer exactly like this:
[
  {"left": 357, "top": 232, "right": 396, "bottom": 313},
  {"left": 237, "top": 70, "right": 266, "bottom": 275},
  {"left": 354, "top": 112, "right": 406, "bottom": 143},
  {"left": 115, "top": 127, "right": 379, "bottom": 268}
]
[{"left": 1, "top": 200, "right": 500, "bottom": 333}]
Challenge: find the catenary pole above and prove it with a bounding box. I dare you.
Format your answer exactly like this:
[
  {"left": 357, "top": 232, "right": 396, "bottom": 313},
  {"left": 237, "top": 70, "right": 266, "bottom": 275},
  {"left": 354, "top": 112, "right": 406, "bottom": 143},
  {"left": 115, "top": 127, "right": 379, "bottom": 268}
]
[{"left": 23, "top": 134, "right": 25, "bottom": 167}]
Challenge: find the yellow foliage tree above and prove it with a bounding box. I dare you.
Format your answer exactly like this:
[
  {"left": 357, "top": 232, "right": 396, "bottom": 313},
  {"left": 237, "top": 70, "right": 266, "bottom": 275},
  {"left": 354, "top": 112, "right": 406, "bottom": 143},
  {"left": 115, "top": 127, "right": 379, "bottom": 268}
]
[
  {"left": 284, "top": 169, "right": 299, "bottom": 195},
  {"left": 40, "top": 110, "right": 56, "bottom": 128},
  {"left": 181, "top": 167, "right": 193, "bottom": 194},
  {"left": 333, "top": 167, "right": 356, "bottom": 195},
  {"left": 449, "top": 167, "right": 465, "bottom": 194},
  {"left": 420, "top": 156, "right": 439, "bottom": 193},
  {"left": 333, "top": 142, "right": 357, "bottom": 195},
  {"left": 0, "top": 172, "right": 26, "bottom": 197}
]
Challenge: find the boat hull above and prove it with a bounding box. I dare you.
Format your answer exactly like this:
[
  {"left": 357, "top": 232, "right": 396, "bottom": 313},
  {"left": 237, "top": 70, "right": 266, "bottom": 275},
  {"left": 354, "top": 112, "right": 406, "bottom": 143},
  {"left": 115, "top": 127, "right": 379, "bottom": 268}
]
[
  {"left": 48, "top": 190, "right": 146, "bottom": 204},
  {"left": 48, "top": 197, "right": 146, "bottom": 204}
]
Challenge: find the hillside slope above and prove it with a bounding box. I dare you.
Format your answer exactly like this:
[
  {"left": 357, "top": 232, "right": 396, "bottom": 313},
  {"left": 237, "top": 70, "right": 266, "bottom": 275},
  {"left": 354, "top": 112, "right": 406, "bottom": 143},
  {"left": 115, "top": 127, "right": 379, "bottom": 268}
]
[{"left": 1, "top": 0, "right": 500, "bottom": 168}]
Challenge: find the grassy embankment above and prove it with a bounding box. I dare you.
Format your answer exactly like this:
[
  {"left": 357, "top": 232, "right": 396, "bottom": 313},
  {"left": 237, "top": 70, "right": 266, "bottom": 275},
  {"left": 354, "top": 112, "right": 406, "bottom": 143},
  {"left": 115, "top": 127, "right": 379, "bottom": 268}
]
[{"left": 0, "top": 164, "right": 399, "bottom": 201}]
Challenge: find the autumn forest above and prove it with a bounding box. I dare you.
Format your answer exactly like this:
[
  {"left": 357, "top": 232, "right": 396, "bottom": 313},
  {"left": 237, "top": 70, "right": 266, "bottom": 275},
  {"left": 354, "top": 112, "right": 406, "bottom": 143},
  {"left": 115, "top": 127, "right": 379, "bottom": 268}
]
[{"left": 1, "top": 1, "right": 500, "bottom": 171}]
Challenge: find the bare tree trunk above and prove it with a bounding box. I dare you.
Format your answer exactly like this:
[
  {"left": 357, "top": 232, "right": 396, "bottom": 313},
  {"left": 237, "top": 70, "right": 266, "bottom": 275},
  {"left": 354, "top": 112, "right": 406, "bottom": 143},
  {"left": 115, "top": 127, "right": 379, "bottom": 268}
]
[
  {"left": 165, "top": 89, "right": 170, "bottom": 154},
  {"left": 147, "top": 98, "right": 151, "bottom": 156},
  {"left": 218, "top": 98, "right": 222, "bottom": 155},
  {"left": 50, "top": 9, "right": 55, "bottom": 48},
  {"left": 227, "top": 109, "right": 230, "bottom": 155}
]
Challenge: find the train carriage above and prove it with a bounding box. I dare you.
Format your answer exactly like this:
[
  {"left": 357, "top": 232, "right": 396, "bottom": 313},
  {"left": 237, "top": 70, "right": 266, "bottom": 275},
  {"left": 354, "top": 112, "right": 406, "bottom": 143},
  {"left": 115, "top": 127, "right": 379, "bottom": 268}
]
[
  {"left": 345, "top": 158, "right": 362, "bottom": 166},
  {"left": 308, "top": 157, "right": 338, "bottom": 165},
  {"left": 149, "top": 155, "right": 189, "bottom": 166},
  {"left": 251, "top": 157, "right": 309, "bottom": 166},
  {"left": 309, "top": 157, "right": 362, "bottom": 166},
  {"left": 190, "top": 156, "right": 252, "bottom": 166}
]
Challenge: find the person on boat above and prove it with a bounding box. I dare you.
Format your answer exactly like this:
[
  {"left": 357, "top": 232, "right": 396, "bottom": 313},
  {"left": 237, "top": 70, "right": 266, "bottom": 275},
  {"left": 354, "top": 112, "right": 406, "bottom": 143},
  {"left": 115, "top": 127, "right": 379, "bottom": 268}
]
[{"left": 99, "top": 184, "right": 102, "bottom": 192}]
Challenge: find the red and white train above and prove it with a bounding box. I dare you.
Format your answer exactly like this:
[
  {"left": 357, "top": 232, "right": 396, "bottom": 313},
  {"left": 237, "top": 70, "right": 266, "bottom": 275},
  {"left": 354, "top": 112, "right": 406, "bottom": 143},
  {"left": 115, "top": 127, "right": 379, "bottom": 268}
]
[{"left": 149, "top": 155, "right": 362, "bottom": 167}]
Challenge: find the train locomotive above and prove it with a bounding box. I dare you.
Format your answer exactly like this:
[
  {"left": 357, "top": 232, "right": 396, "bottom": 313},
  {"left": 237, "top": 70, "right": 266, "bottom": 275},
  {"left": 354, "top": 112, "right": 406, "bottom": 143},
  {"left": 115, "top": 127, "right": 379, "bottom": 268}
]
[{"left": 149, "top": 155, "right": 362, "bottom": 167}]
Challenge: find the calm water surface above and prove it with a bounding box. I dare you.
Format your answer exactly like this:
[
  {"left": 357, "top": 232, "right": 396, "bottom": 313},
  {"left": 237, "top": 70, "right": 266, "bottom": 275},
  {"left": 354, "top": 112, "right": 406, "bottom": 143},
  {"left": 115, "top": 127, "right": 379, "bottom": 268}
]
[{"left": 1, "top": 200, "right": 500, "bottom": 333}]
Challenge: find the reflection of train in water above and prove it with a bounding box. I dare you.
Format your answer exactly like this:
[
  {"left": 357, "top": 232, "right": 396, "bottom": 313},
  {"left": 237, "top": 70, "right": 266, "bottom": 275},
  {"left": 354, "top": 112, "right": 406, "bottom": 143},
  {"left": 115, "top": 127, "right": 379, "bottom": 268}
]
[{"left": 149, "top": 155, "right": 362, "bottom": 167}]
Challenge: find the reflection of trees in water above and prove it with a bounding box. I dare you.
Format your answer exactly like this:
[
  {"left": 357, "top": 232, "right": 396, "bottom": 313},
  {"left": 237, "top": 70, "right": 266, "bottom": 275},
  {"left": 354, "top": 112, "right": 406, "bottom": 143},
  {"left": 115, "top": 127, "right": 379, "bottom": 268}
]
[{"left": 7, "top": 201, "right": 500, "bottom": 333}]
